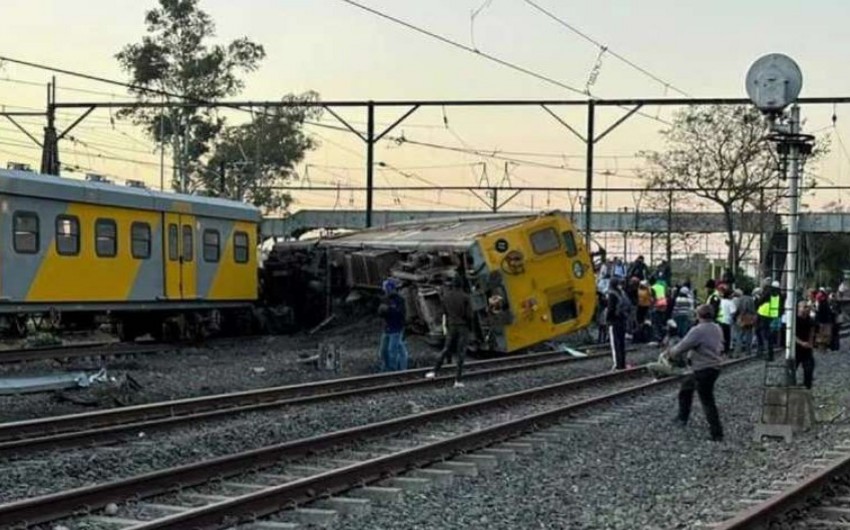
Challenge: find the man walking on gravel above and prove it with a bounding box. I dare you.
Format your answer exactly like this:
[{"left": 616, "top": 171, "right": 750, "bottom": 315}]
[
  {"left": 662, "top": 304, "right": 724, "bottom": 442},
  {"left": 426, "top": 275, "right": 472, "bottom": 388}
]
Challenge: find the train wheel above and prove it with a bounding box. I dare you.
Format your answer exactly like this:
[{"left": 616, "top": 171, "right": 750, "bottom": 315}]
[
  {"left": 49, "top": 308, "right": 62, "bottom": 330},
  {"left": 10, "top": 315, "right": 28, "bottom": 338},
  {"left": 116, "top": 319, "right": 139, "bottom": 343}
]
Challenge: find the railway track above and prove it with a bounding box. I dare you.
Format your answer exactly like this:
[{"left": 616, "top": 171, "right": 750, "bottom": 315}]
[
  {"left": 0, "top": 346, "right": 630, "bottom": 457},
  {"left": 712, "top": 442, "right": 850, "bottom": 529},
  {"left": 0, "top": 356, "right": 751, "bottom": 530},
  {"left": 0, "top": 340, "right": 198, "bottom": 364}
]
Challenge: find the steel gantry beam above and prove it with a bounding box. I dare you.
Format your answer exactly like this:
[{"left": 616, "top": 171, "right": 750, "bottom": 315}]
[{"left": 35, "top": 94, "right": 850, "bottom": 229}]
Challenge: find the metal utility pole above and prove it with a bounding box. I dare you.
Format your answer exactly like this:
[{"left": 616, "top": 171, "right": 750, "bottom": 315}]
[
  {"left": 41, "top": 78, "right": 59, "bottom": 175},
  {"left": 666, "top": 190, "right": 673, "bottom": 265},
  {"left": 585, "top": 101, "right": 595, "bottom": 245},
  {"left": 783, "top": 105, "right": 801, "bottom": 367},
  {"left": 366, "top": 102, "right": 375, "bottom": 227}
]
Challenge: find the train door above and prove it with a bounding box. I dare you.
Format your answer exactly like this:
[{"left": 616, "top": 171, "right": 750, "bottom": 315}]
[
  {"left": 180, "top": 214, "right": 197, "bottom": 299},
  {"left": 163, "top": 212, "right": 197, "bottom": 300},
  {"left": 163, "top": 213, "right": 181, "bottom": 300}
]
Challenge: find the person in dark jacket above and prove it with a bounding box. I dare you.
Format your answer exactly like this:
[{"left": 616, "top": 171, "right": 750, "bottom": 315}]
[
  {"left": 606, "top": 277, "right": 629, "bottom": 370},
  {"left": 662, "top": 304, "right": 725, "bottom": 441},
  {"left": 628, "top": 255, "right": 648, "bottom": 281},
  {"left": 377, "top": 278, "right": 409, "bottom": 371},
  {"left": 426, "top": 275, "right": 472, "bottom": 387},
  {"left": 794, "top": 301, "right": 816, "bottom": 389}
]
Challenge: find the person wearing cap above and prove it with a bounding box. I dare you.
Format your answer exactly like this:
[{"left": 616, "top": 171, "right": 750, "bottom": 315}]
[
  {"left": 425, "top": 275, "right": 472, "bottom": 387},
  {"left": 377, "top": 278, "right": 409, "bottom": 372},
  {"left": 662, "top": 304, "right": 725, "bottom": 442}
]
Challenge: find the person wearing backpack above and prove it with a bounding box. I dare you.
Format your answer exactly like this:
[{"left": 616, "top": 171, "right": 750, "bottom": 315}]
[
  {"left": 606, "top": 277, "right": 630, "bottom": 370},
  {"left": 636, "top": 280, "right": 654, "bottom": 342}
]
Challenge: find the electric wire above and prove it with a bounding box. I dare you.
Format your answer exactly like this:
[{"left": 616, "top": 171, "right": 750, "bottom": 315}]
[{"left": 522, "top": 0, "right": 691, "bottom": 97}]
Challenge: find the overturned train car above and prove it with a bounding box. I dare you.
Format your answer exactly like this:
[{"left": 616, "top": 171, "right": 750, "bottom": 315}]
[{"left": 261, "top": 212, "right": 596, "bottom": 353}]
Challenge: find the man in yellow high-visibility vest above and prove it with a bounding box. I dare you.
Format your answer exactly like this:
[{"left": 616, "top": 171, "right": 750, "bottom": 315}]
[{"left": 755, "top": 279, "right": 781, "bottom": 361}]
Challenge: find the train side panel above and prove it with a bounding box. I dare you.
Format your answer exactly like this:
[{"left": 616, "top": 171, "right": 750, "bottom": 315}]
[{"left": 2, "top": 196, "right": 164, "bottom": 303}]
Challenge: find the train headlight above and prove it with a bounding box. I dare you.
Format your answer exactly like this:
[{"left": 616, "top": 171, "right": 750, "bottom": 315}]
[{"left": 572, "top": 261, "right": 585, "bottom": 278}]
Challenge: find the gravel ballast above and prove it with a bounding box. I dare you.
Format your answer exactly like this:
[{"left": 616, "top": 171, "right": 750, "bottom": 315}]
[
  {"left": 335, "top": 351, "right": 850, "bottom": 530},
  {"left": 0, "top": 347, "right": 659, "bottom": 504},
  {"left": 0, "top": 318, "right": 612, "bottom": 423}
]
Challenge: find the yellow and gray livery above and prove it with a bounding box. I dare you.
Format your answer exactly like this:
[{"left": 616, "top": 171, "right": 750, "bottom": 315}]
[{"left": 0, "top": 169, "right": 260, "bottom": 339}]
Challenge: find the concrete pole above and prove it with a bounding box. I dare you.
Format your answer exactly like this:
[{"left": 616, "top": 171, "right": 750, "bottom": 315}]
[{"left": 784, "top": 105, "right": 801, "bottom": 367}]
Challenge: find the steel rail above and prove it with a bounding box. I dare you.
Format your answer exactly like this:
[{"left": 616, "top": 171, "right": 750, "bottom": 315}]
[
  {"left": 0, "top": 349, "right": 614, "bottom": 455},
  {"left": 0, "top": 358, "right": 690, "bottom": 527},
  {"left": 65, "top": 357, "right": 751, "bottom": 530},
  {"left": 0, "top": 341, "right": 188, "bottom": 364},
  {"left": 714, "top": 451, "right": 850, "bottom": 529}
]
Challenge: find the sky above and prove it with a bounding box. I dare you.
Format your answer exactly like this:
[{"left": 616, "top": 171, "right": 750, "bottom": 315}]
[{"left": 2, "top": 0, "right": 850, "bottom": 221}]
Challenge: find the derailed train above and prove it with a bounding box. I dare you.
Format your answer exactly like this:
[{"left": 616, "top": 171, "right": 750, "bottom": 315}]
[
  {"left": 0, "top": 167, "right": 596, "bottom": 351},
  {"left": 261, "top": 212, "right": 598, "bottom": 353}
]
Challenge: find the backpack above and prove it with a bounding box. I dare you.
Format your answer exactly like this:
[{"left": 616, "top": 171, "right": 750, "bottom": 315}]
[{"left": 612, "top": 290, "right": 632, "bottom": 320}]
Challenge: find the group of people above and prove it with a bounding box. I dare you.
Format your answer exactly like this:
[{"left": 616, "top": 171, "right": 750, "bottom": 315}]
[
  {"left": 602, "top": 259, "right": 846, "bottom": 442},
  {"left": 376, "top": 275, "right": 472, "bottom": 388},
  {"left": 378, "top": 257, "right": 844, "bottom": 442}
]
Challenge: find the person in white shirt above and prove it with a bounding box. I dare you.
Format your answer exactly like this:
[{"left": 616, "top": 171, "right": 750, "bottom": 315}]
[{"left": 719, "top": 286, "right": 736, "bottom": 355}]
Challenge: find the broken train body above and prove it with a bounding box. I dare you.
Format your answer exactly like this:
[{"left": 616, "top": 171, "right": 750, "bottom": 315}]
[{"left": 261, "top": 211, "right": 597, "bottom": 353}]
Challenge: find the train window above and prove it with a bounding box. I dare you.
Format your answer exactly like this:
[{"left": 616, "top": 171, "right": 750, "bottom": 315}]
[
  {"left": 168, "top": 224, "right": 178, "bottom": 261},
  {"left": 131, "top": 222, "right": 151, "bottom": 259},
  {"left": 530, "top": 227, "right": 560, "bottom": 255},
  {"left": 182, "top": 225, "right": 194, "bottom": 262},
  {"left": 13, "top": 211, "right": 39, "bottom": 254},
  {"left": 562, "top": 230, "right": 578, "bottom": 257},
  {"left": 203, "top": 229, "right": 220, "bottom": 262},
  {"left": 95, "top": 219, "right": 117, "bottom": 257},
  {"left": 233, "top": 231, "right": 249, "bottom": 264},
  {"left": 55, "top": 215, "right": 79, "bottom": 256}
]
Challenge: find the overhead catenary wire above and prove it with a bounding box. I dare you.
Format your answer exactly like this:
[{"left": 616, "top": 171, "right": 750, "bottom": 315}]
[
  {"left": 336, "top": 0, "right": 672, "bottom": 127},
  {"left": 521, "top": 0, "right": 691, "bottom": 97}
]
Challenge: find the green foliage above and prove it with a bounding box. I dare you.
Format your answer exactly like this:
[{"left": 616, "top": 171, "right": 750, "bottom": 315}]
[
  {"left": 640, "top": 105, "right": 827, "bottom": 275},
  {"left": 116, "top": 0, "right": 265, "bottom": 173},
  {"left": 204, "top": 93, "right": 322, "bottom": 212}
]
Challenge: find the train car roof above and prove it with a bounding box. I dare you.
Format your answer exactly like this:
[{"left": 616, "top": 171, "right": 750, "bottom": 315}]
[
  {"left": 0, "top": 169, "right": 262, "bottom": 222},
  {"left": 323, "top": 211, "right": 566, "bottom": 251}
]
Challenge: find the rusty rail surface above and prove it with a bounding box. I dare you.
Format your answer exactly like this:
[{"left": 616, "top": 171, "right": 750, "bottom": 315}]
[{"left": 714, "top": 452, "right": 850, "bottom": 529}]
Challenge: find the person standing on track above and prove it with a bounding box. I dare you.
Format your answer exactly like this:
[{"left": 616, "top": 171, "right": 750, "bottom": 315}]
[
  {"left": 794, "top": 301, "right": 816, "bottom": 389},
  {"left": 607, "top": 277, "right": 630, "bottom": 370},
  {"left": 662, "top": 304, "right": 725, "bottom": 442},
  {"left": 377, "top": 278, "right": 409, "bottom": 371},
  {"left": 426, "top": 275, "right": 472, "bottom": 388}
]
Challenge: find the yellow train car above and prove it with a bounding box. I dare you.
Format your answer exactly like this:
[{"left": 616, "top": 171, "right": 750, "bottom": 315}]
[
  {"left": 267, "top": 211, "right": 596, "bottom": 353},
  {"left": 0, "top": 169, "right": 261, "bottom": 339}
]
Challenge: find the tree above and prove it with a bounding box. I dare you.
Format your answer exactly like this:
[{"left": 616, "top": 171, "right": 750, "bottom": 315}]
[
  {"left": 116, "top": 0, "right": 265, "bottom": 191},
  {"left": 640, "top": 105, "right": 824, "bottom": 275},
  {"left": 204, "top": 94, "right": 322, "bottom": 213}
]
